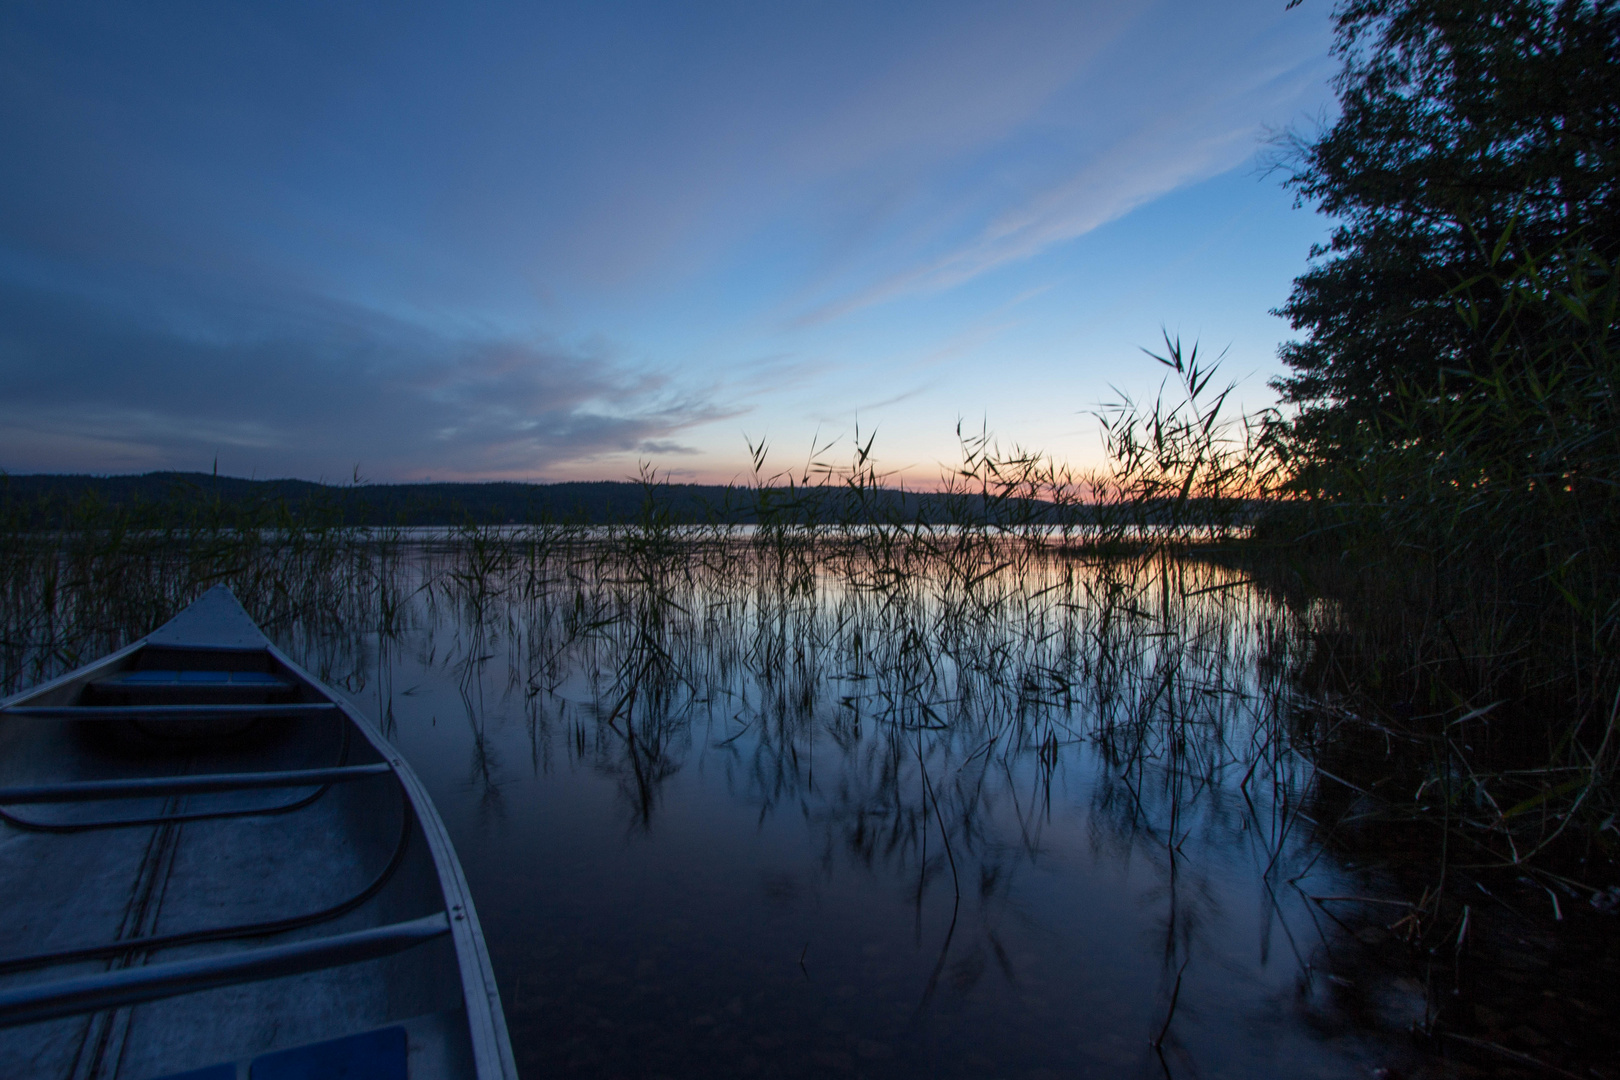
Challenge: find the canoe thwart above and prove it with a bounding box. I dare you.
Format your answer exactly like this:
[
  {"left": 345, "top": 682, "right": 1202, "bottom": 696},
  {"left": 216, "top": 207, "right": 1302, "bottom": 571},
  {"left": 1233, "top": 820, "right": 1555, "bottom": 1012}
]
[
  {"left": 0, "top": 763, "right": 393, "bottom": 805},
  {"left": 0, "top": 796, "right": 414, "bottom": 975},
  {"left": 0, "top": 912, "right": 451, "bottom": 1028}
]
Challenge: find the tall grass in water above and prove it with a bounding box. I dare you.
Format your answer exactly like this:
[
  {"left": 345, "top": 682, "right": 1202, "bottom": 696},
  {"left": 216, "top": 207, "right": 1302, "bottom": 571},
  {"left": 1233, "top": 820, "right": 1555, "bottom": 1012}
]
[
  {"left": 3, "top": 300, "right": 1614, "bottom": 890},
  {"left": 398, "top": 468, "right": 1338, "bottom": 1069},
  {"left": 0, "top": 477, "right": 402, "bottom": 692},
  {"left": 4, "top": 415, "right": 1613, "bottom": 1070}
]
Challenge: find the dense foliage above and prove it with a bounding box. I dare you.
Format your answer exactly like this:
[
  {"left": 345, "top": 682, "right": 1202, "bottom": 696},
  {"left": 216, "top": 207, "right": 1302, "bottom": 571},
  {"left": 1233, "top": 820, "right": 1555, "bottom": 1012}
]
[
  {"left": 1276, "top": 0, "right": 1619, "bottom": 425},
  {"left": 1095, "top": 0, "right": 1620, "bottom": 898},
  {"left": 1268, "top": 0, "right": 1620, "bottom": 728}
]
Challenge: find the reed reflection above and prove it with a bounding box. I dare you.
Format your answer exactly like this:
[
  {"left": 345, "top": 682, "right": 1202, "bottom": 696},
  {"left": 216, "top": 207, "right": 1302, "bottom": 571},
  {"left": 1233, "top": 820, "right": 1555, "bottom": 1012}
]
[{"left": 1, "top": 516, "right": 1421, "bottom": 1078}]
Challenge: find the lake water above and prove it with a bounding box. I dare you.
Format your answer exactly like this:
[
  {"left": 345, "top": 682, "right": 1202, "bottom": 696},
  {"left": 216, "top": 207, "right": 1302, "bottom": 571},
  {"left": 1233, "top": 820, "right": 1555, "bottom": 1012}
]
[{"left": 262, "top": 539, "right": 1431, "bottom": 1079}]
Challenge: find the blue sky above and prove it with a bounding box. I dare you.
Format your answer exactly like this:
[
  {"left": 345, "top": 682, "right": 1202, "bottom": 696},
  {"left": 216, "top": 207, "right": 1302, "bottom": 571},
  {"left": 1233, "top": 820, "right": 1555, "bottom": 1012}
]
[{"left": 0, "top": 1, "right": 1338, "bottom": 485}]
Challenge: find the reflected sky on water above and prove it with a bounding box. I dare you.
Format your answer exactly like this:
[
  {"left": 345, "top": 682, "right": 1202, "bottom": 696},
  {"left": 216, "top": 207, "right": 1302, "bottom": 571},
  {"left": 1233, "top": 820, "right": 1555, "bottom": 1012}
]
[{"left": 291, "top": 545, "right": 1426, "bottom": 1079}]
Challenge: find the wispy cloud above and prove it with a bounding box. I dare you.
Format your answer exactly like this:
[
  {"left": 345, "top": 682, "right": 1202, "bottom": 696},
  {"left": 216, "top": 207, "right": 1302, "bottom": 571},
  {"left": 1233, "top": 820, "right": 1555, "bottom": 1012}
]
[
  {"left": 793, "top": 47, "right": 1330, "bottom": 326},
  {"left": 0, "top": 270, "right": 732, "bottom": 480}
]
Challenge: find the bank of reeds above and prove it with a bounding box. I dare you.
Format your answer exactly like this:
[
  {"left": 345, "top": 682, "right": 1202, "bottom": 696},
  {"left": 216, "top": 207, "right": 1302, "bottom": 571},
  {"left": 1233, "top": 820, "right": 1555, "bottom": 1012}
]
[
  {"left": 0, "top": 475, "right": 402, "bottom": 690},
  {"left": 2, "top": 292, "right": 1614, "bottom": 901}
]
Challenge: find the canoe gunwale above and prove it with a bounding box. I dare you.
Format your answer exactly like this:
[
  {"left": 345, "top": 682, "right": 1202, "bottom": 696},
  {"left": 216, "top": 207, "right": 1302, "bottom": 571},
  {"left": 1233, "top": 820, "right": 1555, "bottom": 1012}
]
[
  {"left": 265, "top": 641, "right": 519, "bottom": 1080},
  {"left": 0, "top": 703, "right": 341, "bottom": 720}
]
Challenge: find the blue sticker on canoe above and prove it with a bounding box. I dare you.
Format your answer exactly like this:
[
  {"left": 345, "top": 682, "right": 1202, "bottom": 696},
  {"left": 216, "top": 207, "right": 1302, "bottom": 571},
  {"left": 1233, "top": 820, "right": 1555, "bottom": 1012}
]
[
  {"left": 250, "top": 1026, "right": 407, "bottom": 1080},
  {"left": 148, "top": 1065, "right": 235, "bottom": 1080}
]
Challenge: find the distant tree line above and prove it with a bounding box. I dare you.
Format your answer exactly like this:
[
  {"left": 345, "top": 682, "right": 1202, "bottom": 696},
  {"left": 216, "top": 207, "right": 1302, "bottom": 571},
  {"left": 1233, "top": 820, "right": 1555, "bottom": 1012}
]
[
  {"left": 0, "top": 472, "right": 747, "bottom": 527},
  {"left": 0, "top": 471, "right": 1109, "bottom": 529}
]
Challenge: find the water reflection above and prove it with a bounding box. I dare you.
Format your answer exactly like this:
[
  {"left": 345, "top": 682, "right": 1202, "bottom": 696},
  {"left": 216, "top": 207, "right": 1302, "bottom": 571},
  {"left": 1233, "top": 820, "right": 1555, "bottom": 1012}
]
[{"left": 288, "top": 540, "right": 1423, "bottom": 1079}]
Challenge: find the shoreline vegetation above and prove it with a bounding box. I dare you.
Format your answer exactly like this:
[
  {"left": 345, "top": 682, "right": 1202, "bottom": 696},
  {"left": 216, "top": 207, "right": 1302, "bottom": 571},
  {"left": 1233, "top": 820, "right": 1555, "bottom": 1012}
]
[
  {"left": 2, "top": 414, "right": 1615, "bottom": 1072},
  {"left": 2, "top": 349, "right": 1613, "bottom": 891}
]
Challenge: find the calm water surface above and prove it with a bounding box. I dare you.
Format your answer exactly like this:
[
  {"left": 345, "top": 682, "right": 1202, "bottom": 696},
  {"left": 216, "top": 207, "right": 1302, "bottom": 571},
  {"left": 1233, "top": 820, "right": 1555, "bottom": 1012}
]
[{"left": 285, "top": 548, "right": 1425, "bottom": 1079}]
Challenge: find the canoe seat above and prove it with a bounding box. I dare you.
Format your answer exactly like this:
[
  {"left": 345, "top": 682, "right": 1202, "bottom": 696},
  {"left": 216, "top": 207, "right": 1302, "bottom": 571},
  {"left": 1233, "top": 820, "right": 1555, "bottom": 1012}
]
[
  {"left": 94, "top": 670, "right": 293, "bottom": 692},
  {"left": 78, "top": 670, "right": 299, "bottom": 713},
  {"left": 108, "top": 671, "right": 289, "bottom": 686}
]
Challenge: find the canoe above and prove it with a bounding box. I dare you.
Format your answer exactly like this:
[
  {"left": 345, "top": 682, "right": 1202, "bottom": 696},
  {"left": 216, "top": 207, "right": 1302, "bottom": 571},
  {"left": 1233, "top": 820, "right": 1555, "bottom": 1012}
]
[{"left": 0, "top": 586, "right": 517, "bottom": 1079}]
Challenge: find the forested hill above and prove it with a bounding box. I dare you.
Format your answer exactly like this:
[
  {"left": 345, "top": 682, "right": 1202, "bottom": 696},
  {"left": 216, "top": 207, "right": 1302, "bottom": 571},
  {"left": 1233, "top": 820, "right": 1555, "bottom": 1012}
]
[
  {"left": 0, "top": 471, "right": 1067, "bottom": 527},
  {"left": 0, "top": 472, "right": 744, "bottom": 525}
]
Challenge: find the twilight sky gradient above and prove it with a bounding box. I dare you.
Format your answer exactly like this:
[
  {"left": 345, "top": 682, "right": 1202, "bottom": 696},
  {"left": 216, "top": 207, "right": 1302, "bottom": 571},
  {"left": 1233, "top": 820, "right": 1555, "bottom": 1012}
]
[{"left": 0, "top": 1, "right": 1338, "bottom": 485}]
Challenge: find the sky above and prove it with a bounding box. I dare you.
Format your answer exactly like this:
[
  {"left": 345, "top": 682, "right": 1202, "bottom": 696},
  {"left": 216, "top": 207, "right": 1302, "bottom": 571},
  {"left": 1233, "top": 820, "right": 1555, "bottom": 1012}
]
[{"left": 0, "top": 1, "right": 1339, "bottom": 487}]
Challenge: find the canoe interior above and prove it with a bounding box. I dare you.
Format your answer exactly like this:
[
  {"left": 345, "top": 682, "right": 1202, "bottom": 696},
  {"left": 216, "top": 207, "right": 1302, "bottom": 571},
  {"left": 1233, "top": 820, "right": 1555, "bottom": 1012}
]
[{"left": 0, "top": 597, "right": 481, "bottom": 1079}]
